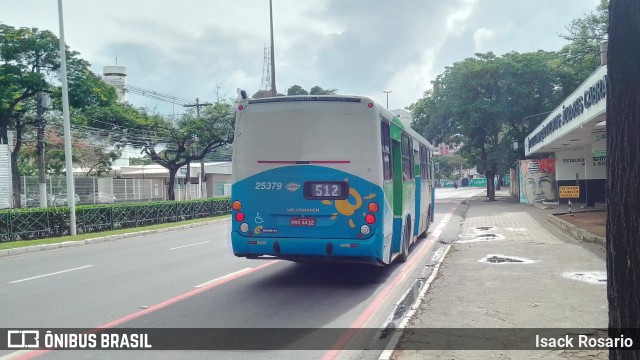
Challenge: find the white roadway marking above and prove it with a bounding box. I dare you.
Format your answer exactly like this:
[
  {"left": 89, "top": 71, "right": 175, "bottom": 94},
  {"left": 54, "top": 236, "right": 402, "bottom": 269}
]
[
  {"left": 169, "top": 241, "right": 212, "bottom": 250},
  {"left": 195, "top": 268, "right": 253, "bottom": 288},
  {"left": 9, "top": 265, "right": 93, "bottom": 284}
]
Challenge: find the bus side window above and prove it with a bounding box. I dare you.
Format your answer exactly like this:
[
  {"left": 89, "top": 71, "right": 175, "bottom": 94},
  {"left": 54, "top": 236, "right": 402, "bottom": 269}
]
[
  {"left": 381, "top": 121, "right": 393, "bottom": 180},
  {"left": 420, "top": 145, "right": 427, "bottom": 179},
  {"left": 401, "top": 134, "right": 413, "bottom": 180},
  {"left": 427, "top": 149, "right": 432, "bottom": 179}
]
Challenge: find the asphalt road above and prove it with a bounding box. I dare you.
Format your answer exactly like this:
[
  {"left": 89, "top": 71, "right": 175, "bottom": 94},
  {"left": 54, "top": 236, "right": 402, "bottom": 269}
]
[{"left": 0, "top": 187, "right": 483, "bottom": 360}]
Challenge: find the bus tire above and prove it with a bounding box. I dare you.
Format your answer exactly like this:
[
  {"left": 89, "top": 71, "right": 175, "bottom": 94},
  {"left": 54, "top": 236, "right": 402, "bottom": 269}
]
[{"left": 397, "top": 217, "right": 411, "bottom": 263}]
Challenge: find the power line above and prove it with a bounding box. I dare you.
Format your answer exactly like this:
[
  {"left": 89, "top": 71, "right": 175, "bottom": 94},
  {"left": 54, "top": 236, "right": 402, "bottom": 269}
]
[
  {"left": 124, "top": 84, "right": 212, "bottom": 113},
  {"left": 124, "top": 84, "right": 192, "bottom": 106}
]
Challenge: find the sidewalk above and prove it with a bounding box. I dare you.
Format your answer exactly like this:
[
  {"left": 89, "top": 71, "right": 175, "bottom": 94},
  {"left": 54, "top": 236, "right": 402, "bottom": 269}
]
[{"left": 392, "top": 188, "right": 608, "bottom": 359}]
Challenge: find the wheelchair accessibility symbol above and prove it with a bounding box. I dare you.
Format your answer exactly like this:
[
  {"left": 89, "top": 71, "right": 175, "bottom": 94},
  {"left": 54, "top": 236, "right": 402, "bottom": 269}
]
[{"left": 255, "top": 213, "right": 264, "bottom": 224}]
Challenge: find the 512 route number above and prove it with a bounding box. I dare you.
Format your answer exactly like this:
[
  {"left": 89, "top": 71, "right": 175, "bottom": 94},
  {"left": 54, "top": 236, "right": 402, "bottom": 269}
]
[{"left": 255, "top": 182, "right": 282, "bottom": 190}]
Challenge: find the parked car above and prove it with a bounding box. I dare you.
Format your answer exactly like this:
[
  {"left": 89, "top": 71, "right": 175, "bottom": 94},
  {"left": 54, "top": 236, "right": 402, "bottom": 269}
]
[
  {"left": 53, "top": 194, "right": 81, "bottom": 206},
  {"left": 92, "top": 192, "right": 116, "bottom": 204},
  {"left": 26, "top": 197, "right": 39, "bottom": 207},
  {"left": 20, "top": 195, "right": 39, "bottom": 208}
]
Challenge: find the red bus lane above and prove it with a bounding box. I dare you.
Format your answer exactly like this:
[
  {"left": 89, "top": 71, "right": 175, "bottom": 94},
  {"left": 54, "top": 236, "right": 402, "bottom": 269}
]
[{"left": 321, "top": 208, "right": 455, "bottom": 360}]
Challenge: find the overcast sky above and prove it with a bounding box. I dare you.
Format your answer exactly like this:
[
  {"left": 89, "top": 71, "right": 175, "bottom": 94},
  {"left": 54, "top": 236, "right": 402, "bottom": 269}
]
[{"left": 2, "top": 0, "right": 600, "bottom": 115}]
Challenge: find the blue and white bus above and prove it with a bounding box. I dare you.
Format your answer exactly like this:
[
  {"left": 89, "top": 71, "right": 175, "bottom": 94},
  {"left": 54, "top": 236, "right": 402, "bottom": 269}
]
[{"left": 230, "top": 95, "right": 434, "bottom": 265}]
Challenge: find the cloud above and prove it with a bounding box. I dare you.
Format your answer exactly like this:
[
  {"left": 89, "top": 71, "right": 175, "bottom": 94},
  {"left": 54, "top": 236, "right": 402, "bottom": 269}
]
[
  {"left": 1, "top": 0, "right": 602, "bottom": 112},
  {"left": 473, "top": 28, "right": 496, "bottom": 52}
]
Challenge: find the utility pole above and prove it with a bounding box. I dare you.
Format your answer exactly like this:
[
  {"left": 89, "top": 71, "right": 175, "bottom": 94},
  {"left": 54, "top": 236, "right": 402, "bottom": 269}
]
[
  {"left": 36, "top": 91, "right": 50, "bottom": 207},
  {"left": 36, "top": 62, "right": 47, "bottom": 207},
  {"left": 383, "top": 90, "right": 392, "bottom": 108},
  {"left": 58, "top": 0, "right": 76, "bottom": 235},
  {"left": 183, "top": 98, "right": 212, "bottom": 199},
  {"left": 269, "top": 0, "right": 277, "bottom": 96}
]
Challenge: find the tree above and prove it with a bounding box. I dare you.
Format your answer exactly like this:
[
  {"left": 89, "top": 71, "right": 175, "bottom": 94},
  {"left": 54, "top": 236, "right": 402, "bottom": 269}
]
[
  {"left": 1, "top": 24, "right": 125, "bottom": 207},
  {"left": 606, "top": 1, "right": 640, "bottom": 359},
  {"left": 559, "top": 0, "right": 608, "bottom": 81},
  {"left": 411, "top": 51, "right": 574, "bottom": 200},
  {"left": 309, "top": 86, "right": 338, "bottom": 95},
  {"left": 135, "top": 101, "right": 235, "bottom": 200},
  {"left": 433, "top": 154, "right": 470, "bottom": 181},
  {"left": 0, "top": 25, "right": 57, "bottom": 207},
  {"left": 286, "top": 85, "right": 308, "bottom": 96}
]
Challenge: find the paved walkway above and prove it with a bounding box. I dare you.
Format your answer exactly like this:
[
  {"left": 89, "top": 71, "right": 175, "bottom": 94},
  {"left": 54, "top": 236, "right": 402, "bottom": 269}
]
[{"left": 391, "top": 188, "right": 608, "bottom": 359}]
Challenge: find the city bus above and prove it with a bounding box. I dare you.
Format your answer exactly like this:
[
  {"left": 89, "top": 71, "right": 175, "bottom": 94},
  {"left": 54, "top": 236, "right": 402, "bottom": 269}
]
[{"left": 230, "top": 95, "right": 435, "bottom": 265}]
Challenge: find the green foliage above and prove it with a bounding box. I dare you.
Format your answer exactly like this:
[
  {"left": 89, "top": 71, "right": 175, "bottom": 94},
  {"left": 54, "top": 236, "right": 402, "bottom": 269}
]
[
  {"left": 434, "top": 154, "right": 474, "bottom": 181},
  {"left": 559, "top": 0, "right": 608, "bottom": 81},
  {"left": 287, "top": 85, "right": 309, "bottom": 95},
  {"left": 285, "top": 85, "right": 338, "bottom": 96},
  {"left": 1, "top": 24, "right": 236, "bottom": 201},
  {"left": 17, "top": 150, "right": 38, "bottom": 176},
  {"left": 410, "top": 1, "right": 607, "bottom": 199},
  {"left": 130, "top": 100, "right": 235, "bottom": 200},
  {"left": 0, "top": 25, "right": 58, "bottom": 142},
  {"left": 128, "top": 157, "right": 155, "bottom": 166},
  {"left": 411, "top": 51, "right": 574, "bottom": 198},
  {"left": 1, "top": 24, "right": 156, "bottom": 205},
  {"left": 309, "top": 86, "right": 338, "bottom": 95}
]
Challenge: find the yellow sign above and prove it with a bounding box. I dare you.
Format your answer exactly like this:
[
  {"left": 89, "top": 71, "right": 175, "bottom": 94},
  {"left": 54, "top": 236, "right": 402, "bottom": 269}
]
[{"left": 559, "top": 186, "right": 580, "bottom": 198}]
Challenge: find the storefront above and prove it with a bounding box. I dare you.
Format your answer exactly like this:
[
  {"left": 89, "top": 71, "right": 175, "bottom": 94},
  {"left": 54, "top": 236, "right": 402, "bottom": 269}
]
[{"left": 521, "top": 65, "right": 607, "bottom": 206}]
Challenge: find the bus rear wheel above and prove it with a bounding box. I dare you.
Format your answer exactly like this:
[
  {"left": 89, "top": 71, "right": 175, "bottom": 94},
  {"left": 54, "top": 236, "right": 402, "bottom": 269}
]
[{"left": 397, "top": 218, "right": 411, "bottom": 263}]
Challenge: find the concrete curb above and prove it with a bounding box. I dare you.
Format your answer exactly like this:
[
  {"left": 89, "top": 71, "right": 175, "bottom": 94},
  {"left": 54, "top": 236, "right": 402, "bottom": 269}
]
[
  {"left": 546, "top": 214, "right": 606, "bottom": 247},
  {"left": 0, "top": 217, "right": 230, "bottom": 258}
]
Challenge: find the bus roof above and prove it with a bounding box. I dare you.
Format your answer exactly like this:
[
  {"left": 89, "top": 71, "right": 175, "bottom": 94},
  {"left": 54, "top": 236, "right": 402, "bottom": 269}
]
[{"left": 238, "top": 94, "right": 435, "bottom": 150}]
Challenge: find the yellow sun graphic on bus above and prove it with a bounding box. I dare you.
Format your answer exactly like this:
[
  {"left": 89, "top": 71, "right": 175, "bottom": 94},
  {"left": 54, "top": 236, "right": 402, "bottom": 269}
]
[{"left": 321, "top": 178, "right": 376, "bottom": 228}]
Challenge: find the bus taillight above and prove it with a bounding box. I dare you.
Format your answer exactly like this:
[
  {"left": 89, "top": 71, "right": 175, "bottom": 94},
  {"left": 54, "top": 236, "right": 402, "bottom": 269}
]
[
  {"left": 232, "top": 201, "right": 242, "bottom": 210},
  {"left": 368, "top": 202, "right": 379, "bottom": 212},
  {"left": 365, "top": 214, "right": 376, "bottom": 224},
  {"left": 235, "top": 212, "right": 245, "bottom": 222}
]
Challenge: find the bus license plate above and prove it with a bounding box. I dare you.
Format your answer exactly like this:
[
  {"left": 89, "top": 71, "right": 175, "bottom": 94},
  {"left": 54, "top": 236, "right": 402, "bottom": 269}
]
[{"left": 290, "top": 218, "right": 316, "bottom": 226}]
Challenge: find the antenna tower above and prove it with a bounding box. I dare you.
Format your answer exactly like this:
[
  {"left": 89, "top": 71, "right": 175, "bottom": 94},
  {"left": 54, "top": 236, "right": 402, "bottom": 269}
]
[{"left": 260, "top": 45, "right": 272, "bottom": 91}]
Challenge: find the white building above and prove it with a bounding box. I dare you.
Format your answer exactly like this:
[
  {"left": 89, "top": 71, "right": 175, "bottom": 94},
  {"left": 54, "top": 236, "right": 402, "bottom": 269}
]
[
  {"left": 523, "top": 65, "right": 607, "bottom": 206},
  {"left": 118, "top": 161, "right": 232, "bottom": 199}
]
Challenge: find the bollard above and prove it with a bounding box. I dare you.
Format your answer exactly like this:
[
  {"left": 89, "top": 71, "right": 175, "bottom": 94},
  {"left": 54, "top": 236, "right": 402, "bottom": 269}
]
[{"left": 568, "top": 199, "right": 572, "bottom": 215}]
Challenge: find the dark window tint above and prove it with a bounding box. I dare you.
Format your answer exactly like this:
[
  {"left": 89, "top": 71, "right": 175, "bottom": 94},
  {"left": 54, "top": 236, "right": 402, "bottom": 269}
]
[
  {"left": 401, "top": 134, "right": 414, "bottom": 180},
  {"left": 381, "top": 121, "right": 393, "bottom": 180}
]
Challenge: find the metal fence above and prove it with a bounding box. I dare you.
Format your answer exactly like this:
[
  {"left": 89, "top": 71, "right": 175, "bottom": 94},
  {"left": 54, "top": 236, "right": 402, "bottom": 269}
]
[
  {"left": 18, "top": 176, "right": 231, "bottom": 208},
  {"left": 20, "top": 176, "right": 166, "bottom": 207},
  {"left": 0, "top": 198, "right": 231, "bottom": 242}
]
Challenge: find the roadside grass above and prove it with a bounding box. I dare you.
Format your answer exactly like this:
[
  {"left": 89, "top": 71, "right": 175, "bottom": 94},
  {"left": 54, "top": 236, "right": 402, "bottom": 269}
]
[{"left": 0, "top": 215, "right": 230, "bottom": 251}]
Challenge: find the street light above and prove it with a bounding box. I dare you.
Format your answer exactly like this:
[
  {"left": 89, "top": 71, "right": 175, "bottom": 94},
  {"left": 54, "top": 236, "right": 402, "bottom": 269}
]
[
  {"left": 515, "top": 110, "right": 553, "bottom": 153},
  {"left": 383, "top": 90, "right": 392, "bottom": 108},
  {"left": 521, "top": 110, "right": 553, "bottom": 128}
]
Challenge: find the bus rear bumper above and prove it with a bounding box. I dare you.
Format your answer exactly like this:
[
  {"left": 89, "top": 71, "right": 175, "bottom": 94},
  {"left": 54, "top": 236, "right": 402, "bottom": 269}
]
[{"left": 231, "top": 233, "right": 386, "bottom": 265}]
